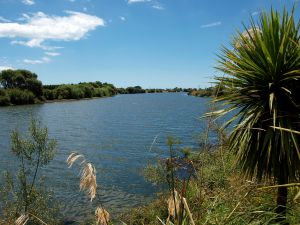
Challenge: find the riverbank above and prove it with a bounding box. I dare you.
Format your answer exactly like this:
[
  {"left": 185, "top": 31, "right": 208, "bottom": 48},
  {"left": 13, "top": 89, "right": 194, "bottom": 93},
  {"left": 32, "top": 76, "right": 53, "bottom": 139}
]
[{"left": 121, "top": 146, "right": 300, "bottom": 224}]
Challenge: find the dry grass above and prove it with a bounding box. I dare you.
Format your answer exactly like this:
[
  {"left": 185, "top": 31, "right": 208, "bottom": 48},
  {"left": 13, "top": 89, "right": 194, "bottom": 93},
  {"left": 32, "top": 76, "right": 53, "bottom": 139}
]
[
  {"left": 15, "top": 214, "right": 29, "bottom": 225},
  {"left": 67, "top": 152, "right": 111, "bottom": 224},
  {"left": 67, "top": 152, "right": 97, "bottom": 201},
  {"left": 80, "top": 163, "right": 97, "bottom": 201},
  {"left": 167, "top": 190, "right": 180, "bottom": 218},
  {"left": 67, "top": 152, "right": 85, "bottom": 168},
  {"left": 15, "top": 213, "right": 49, "bottom": 225},
  {"left": 95, "top": 207, "right": 110, "bottom": 225}
]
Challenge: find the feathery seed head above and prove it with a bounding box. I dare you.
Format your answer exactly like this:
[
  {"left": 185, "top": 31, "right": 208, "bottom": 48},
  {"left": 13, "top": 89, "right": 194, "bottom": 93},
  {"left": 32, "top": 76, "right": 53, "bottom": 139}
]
[
  {"left": 67, "top": 152, "right": 85, "bottom": 168},
  {"left": 95, "top": 207, "right": 110, "bottom": 225},
  {"left": 80, "top": 163, "right": 97, "bottom": 201},
  {"left": 15, "top": 214, "right": 29, "bottom": 225}
]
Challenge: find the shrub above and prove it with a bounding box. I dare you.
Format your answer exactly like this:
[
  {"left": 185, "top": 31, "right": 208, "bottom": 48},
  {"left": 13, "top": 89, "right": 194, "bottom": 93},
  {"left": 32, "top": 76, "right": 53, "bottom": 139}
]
[
  {"left": 43, "top": 89, "right": 56, "bottom": 100},
  {"left": 0, "top": 119, "right": 60, "bottom": 224},
  {"left": 0, "top": 89, "right": 10, "bottom": 106},
  {"left": 8, "top": 89, "right": 35, "bottom": 105}
]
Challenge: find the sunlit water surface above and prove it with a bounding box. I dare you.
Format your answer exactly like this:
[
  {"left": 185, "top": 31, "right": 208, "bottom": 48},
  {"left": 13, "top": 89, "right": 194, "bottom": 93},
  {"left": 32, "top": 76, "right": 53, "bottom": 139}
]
[{"left": 0, "top": 93, "right": 212, "bottom": 222}]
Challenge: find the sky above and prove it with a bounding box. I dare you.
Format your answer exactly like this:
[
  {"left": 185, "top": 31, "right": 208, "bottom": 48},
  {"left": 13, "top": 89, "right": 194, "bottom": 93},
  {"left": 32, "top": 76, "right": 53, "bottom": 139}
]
[{"left": 0, "top": 0, "right": 298, "bottom": 88}]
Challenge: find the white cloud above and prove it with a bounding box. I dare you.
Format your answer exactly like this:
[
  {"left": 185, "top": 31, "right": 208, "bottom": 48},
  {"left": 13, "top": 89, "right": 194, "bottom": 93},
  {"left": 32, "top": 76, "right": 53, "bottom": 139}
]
[
  {"left": 0, "top": 17, "right": 10, "bottom": 23},
  {"left": 119, "top": 16, "right": 126, "bottom": 21},
  {"left": 12, "top": 39, "right": 43, "bottom": 48},
  {"left": 152, "top": 4, "right": 164, "bottom": 10},
  {"left": 200, "top": 21, "right": 222, "bottom": 28},
  {"left": 0, "top": 11, "right": 105, "bottom": 49},
  {"left": 128, "top": 1, "right": 165, "bottom": 10},
  {"left": 11, "top": 39, "right": 62, "bottom": 50},
  {"left": 251, "top": 11, "right": 259, "bottom": 16},
  {"left": 23, "top": 57, "right": 51, "bottom": 65},
  {"left": 45, "top": 52, "right": 60, "bottom": 56},
  {"left": 0, "top": 66, "right": 14, "bottom": 71},
  {"left": 22, "top": 0, "right": 35, "bottom": 5},
  {"left": 128, "top": 0, "right": 150, "bottom": 4}
]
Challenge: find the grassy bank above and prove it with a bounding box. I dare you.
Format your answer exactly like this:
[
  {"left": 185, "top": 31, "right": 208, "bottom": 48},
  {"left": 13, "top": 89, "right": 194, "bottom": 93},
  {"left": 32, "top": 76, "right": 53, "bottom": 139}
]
[{"left": 121, "top": 145, "right": 300, "bottom": 224}]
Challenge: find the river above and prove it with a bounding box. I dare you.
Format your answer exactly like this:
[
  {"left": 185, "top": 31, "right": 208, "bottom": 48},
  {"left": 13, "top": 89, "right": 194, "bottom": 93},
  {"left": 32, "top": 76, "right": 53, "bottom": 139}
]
[{"left": 0, "top": 93, "right": 211, "bottom": 222}]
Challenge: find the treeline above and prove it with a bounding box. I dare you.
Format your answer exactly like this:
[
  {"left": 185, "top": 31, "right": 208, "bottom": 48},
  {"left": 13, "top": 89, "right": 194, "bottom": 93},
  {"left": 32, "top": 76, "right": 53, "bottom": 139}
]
[
  {"left": 0, "top": 70, "right": 117, "bottom": 106},
  {"left": 0, "top": 69, "right": 198, "bottom": 106},
  {"left": 0, "top": 70, "right": 43, "bottom": 106},
  {"left": 188, "top": 84, "right": 225, "bottom": 97},
  {"left": 117, "top": 86, "right": 193, "bottom": 94},
  {"left": 43, "top": 82, "right": 117, "bottom": 101}
]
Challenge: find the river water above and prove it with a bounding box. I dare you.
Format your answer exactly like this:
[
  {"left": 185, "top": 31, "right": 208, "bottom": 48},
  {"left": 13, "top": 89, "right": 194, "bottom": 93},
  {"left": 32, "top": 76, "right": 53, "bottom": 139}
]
[{"left": 0, "top": 93, "right": 211, "bottom": 222}]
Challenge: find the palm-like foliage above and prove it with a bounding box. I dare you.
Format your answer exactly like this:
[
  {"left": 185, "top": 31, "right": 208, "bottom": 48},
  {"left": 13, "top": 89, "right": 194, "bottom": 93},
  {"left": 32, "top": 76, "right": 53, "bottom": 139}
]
[{"left": 214, "top": 7, "right": 300, "bottom": 218}]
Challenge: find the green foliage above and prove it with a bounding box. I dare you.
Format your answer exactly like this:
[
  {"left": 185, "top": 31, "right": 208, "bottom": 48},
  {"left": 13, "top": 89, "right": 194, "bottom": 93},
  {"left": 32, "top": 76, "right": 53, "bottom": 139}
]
[
  {"left": 0, "top": 69, "right": 42, "bottom": 97},
  {"left": 125, "top": 86, "right": 146, "bottom": 94},
  {"left": 0, "top": 89, "right": 10, "bottom": 106},
  {"left": 43, "top": 89, "right": 56, "bottom": 100},
  {"left": 0, "top": 69, "right": 43, "bottom": 105},
  {"left": 214, "top": 7, "right": 300, "bottom": 219},
  {"left": 43, "top": 82, "right": 117, "bottom": 100},
  {"left": 216, "top": 7, "right": 300, "bottom": 182},
  {"left": 7, "top": 89, "right": 35, "bottom": 105},
  {"left": 146, "top": 89, "right": 164, "bottom": 93},
  {"left": 0, "top": 70, "right": 117, "bottom": 105},
  {"left": 188, "top": 84, "right": 225, "bottom": 97},
  {"left": 123, "top": 141, "right": 300, "bottom": 225},
  {"left": 120, "top": 197, "right": 168, "bottom": 225},
  {"left": 0, "top": 119, "right": 59, "bottom": 224}
]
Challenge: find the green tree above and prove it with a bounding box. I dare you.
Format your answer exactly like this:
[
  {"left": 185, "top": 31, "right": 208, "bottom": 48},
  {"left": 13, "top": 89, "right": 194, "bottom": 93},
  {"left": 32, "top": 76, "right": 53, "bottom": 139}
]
[
  {"left": 0, "top": 70, "right": 43, "bottom": 98},
  {"left": 214, "top": 7, "right": 300, "bottom": 220},
  {"left": 0, "top": 89, "right": 10, "bottom": 106},
  {"left": 0, "top": 69, "right": 15, "bottom": 88},
  {"left": 0, "top": 119, "right": 59, "bottom": 224}
]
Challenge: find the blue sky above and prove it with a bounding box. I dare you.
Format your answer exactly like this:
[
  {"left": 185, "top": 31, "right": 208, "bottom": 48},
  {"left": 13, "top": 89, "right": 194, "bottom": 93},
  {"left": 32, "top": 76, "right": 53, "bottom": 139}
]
[{"left": 0, "top": 0, "right": 297, "bottom": 88}]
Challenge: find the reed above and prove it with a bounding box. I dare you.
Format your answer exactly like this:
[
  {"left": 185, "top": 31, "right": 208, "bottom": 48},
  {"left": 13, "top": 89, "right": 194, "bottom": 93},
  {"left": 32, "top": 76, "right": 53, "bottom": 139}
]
[{"left": 67, "top": 152, "right": 110, "bottom": 224}]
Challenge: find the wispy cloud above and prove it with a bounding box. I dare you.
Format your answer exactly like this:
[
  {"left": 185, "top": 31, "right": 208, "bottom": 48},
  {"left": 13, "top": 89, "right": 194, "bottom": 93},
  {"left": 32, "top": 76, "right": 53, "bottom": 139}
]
[
  {"left": 152, "top": 4, "right": 164, "bottom": 10},
  {"left": 119, "top": 16, "right": 126, "bottom": 21},
  {"left": 11, "top": 39, "right": 62, "bottom": 51},
  {"left": 128, "top": 0, "right": 150, "bottom": 4},
  {"left": 23, "top": 57, "right": 51, "bottom": 65},
  {"left": 0, "top": 11, "right": 105, "bottom": 50},
  {"left": 200, "top": 21, "right": 222, "bottom": 28},
  {"left": 0, "top": 16, "right": 10, "bottom": 23},
  {"left": 45, "top": 52, "right": 61, "bottom": 56},
  {"left": 22, "top": 0, "right": 35, "bottom": 5},
  {"left": 251, "top": 11, "right": 259, "bottom": 16},
  {"left": 128, "top": 0, "right": 164, "bottom": 10}
]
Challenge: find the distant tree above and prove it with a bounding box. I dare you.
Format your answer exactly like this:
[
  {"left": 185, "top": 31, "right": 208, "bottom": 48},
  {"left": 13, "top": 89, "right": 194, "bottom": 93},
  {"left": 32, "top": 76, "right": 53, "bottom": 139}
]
[
  {"left": 0, "top": 69, "right": 15, "bottom": 88},
  {"left": 0, "top": 89, "right": 10, "bottom": 106},
  {"left": 8, "top": 89, "right": 35, "bottom": 105},
  {"left": 0, "top": 70, "right": 42, "bottom": 98}
]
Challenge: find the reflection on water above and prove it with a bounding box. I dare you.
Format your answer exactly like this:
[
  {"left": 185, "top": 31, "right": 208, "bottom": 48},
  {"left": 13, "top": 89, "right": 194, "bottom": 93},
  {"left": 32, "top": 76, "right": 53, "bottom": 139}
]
[{"left": 0, "top": 93, "right": 210, "bottom": 221}]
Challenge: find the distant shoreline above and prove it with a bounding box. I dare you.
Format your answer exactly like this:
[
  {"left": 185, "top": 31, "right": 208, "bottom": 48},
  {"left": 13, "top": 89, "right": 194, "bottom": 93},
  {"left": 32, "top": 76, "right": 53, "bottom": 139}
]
[
  {"left": 0, "top": 92, "right": 191, "bottom": 107},
  {"left": 44, "top": 95, "right": 111, "bottom": 104}
]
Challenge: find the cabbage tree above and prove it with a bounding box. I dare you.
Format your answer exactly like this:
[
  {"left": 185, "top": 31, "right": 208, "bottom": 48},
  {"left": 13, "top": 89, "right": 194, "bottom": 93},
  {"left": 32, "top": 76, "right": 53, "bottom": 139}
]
[{"left": 215, "top": 7, "right": 300, "bottom": 218}]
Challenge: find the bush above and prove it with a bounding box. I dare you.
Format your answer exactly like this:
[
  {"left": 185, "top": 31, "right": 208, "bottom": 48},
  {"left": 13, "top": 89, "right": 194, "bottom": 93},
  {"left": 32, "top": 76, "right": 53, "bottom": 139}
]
[
  {"left": 43, "top": 89, "right": 56, "bottom": 100},
  {"left": 8, "top": 89, "right": 35, "bottom": 105},
  {"left": 0, "top": 89, "right": 10, "bottom": 106},
  {"left": 0, "top": 119, "right": 60, "bottom": 224},
  {"left": 0, "top": 95, "right": 10, "bottom": 106}
]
